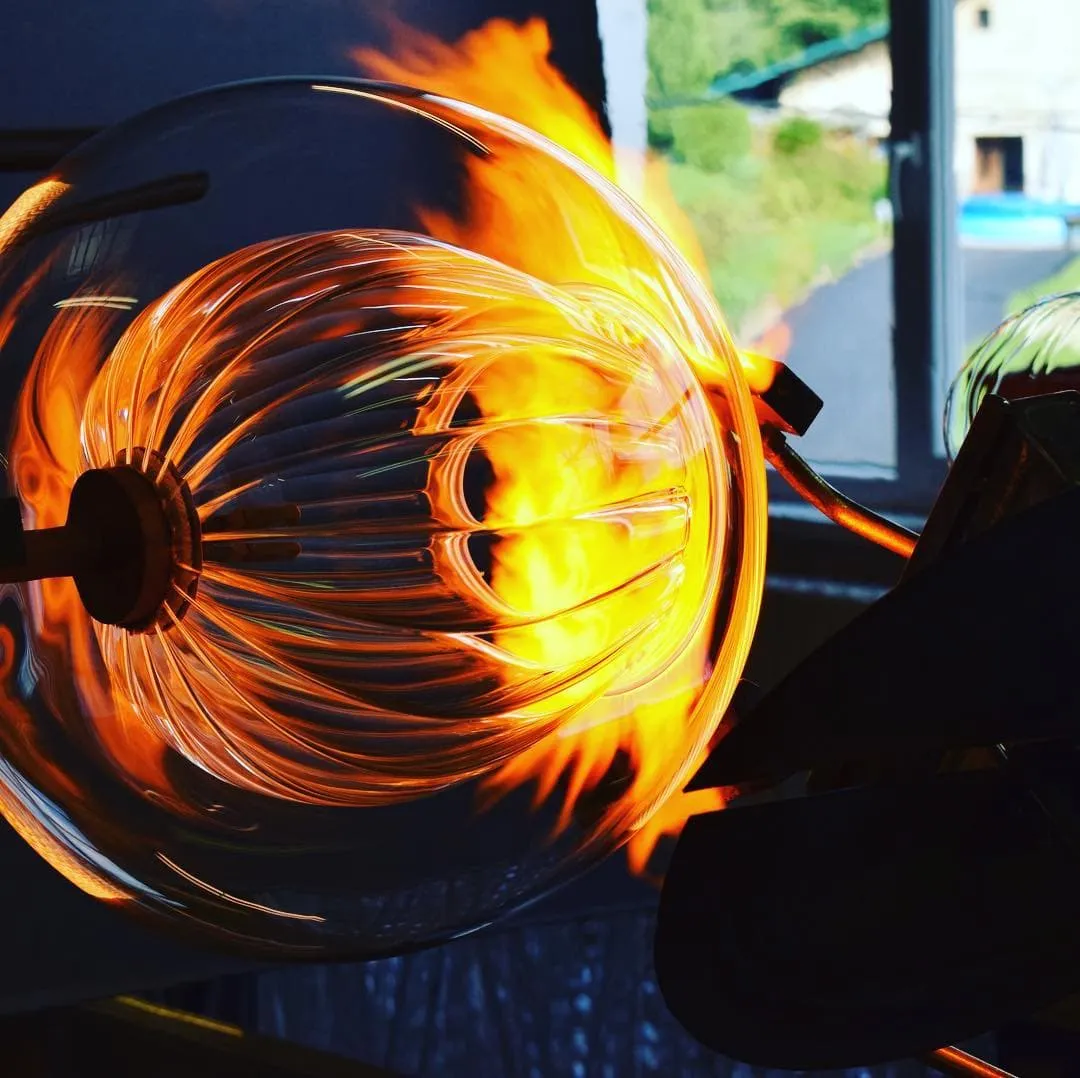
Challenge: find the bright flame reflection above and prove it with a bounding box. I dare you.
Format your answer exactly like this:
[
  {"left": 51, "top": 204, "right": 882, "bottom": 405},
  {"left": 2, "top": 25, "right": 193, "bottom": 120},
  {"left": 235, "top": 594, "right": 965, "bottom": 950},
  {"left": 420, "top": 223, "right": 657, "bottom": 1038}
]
[
  {"left": 352, "top": 18, "right": 775, "bottom": 396},
  {"left": 352, "top": 18, "right": 766, "bottom": 869},
  {"left": 0, "top": 17, "right": 767, "bottom": 905},
  {"left": 70, "top": 230, "right": 729, "bottom": 851}
]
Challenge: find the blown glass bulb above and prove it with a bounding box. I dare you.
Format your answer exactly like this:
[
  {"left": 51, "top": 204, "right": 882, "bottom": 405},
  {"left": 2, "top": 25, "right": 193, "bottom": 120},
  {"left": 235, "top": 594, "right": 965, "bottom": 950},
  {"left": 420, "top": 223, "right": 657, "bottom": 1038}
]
[
  {"left": 0, "top": 78, "right": 765, "bottom": 954},
  {"left": 946, "top": 292, "right": 1080, "bottom": 459}
]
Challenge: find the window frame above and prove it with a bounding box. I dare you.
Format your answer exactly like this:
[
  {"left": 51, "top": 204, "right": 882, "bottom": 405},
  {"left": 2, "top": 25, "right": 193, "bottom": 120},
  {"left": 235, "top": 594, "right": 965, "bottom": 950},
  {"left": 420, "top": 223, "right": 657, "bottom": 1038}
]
[
  {"left": 768, "top": 0, "right": 958, "bottom": 530},
  {"left": 2, "top": 4, "right": 961, "bottom": 537}
]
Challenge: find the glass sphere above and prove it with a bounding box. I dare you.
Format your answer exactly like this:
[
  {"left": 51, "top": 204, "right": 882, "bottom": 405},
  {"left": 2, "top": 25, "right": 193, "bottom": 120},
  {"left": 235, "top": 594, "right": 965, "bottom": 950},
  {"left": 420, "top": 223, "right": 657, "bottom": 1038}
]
[
  {"left": 945, "top": 292, "right": 1080, "bottom": 459},
  {"left": 0, "top": 78, "right": 765, "bottom": 955}
]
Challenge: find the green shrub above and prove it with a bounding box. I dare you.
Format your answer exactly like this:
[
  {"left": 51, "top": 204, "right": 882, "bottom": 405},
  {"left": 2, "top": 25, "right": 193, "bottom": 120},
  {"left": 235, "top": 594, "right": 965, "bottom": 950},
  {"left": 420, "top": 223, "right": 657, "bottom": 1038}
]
[
  {"left": 661, "top": 126, "right": 887, "bottom": 333},
  {"left": 647, "top": 110, "right": 675, "bottom": 152},
  {"left": 667, "top": 101, "right": 752, "bottom": 173},
  {"left": 773, "top": 116, "right": 824, "bottom": 156}
]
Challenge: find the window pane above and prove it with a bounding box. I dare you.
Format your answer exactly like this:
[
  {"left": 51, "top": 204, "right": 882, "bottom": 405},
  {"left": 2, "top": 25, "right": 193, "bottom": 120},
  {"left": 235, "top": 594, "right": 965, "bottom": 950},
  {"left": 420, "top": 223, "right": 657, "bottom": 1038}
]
[
  {"left": 955, "top": 1, "right": 1080, "bottom": 374},
  {"left": 646, "top": 1, "right": 894, "bottom": 476}
]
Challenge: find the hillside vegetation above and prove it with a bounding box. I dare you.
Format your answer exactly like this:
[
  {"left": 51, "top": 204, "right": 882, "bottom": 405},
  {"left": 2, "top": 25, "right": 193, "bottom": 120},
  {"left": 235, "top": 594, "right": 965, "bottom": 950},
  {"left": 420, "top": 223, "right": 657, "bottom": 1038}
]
[
  {"left": 647, "top": 0, "right": 889, "bottom": 335},
  {"left": 648, "top": 0, "right": 888, "bottom": 99}
]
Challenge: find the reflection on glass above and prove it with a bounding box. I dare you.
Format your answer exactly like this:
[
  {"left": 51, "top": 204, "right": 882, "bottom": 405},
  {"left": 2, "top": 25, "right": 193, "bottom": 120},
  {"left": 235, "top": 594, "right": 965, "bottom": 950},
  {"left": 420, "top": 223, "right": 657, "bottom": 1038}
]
[
  {"left": 0, "top": 61, "right": 766, "bottom": 953},
  {"left": 646, "top": 1, "right": 893, "bottom": 473},
  {"left": 946, "top": 291, "right": 1080, "bottom": 457}
]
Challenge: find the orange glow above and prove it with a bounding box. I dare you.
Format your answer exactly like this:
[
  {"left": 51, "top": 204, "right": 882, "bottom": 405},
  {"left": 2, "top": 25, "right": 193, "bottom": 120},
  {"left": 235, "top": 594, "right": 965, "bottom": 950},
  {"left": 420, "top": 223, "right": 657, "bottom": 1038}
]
[
  {"left": 626, "top": 786, "right": 726, "bottom": 879},
  {"left": 56, "top": 232, "right": 736, "bottom": 848},
  {"left": 0, "top": 178, "right": 68, "bottom": 255},
  {"left": 354, "top": 19, "right": 612, "bottom": 184},
  {"left": 0, "top": 773, "right": 126, "bottom": 902},
  {"left": 353, "top": 17, "right": 752, "bottom": 392},
  {"left": 737, "top": 350, "right": 782, "bottom": 396},
  {"left": 354, "top": 20, "right": 764, "bottom": 872},
  {"left": 0, "top": 599, "right": 126, "bottom": 903},
  {"left": 11, "top": 296, "right": 172, "bottom": 789},
  {"left": 0, "top": 187, "right": 164, "bottom": 896},
  {"left": 751, "top": 321, "right": 793, "bottom": 366},
  {"left": 0, "top": 20, "right": 766, "bottom": 906}
]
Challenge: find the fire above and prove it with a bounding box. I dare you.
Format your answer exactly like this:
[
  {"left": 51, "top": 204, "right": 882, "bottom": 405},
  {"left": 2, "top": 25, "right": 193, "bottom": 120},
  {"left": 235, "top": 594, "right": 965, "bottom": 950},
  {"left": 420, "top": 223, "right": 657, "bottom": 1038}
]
[
  {"left": 353, "top": 18, "right": 698, "bottom": 272},
  {"left": 63, "top": 232, "right": 732, "bottom": 835},
  {"left": 354, "top": 18, "right": 766, "bottom": 872},
  {"left": 353, "top": 18, "right": 776, "bottom": 398},
  {"left": 0, "top": 179, "right": 68, "bottom": 257},
  {"left": 751, "top": 322, "right": 793, "bottom": 367},
  {"left": 0, "top": 16, "right": 766, "bottom": 907},
  {"left": 355, "top": 19, "right": 612, "bottom": 184}
]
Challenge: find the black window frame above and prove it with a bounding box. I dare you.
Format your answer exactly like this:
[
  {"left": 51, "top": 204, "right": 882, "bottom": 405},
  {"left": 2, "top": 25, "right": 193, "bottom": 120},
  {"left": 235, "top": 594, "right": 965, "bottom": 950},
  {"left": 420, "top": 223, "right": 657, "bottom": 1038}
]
[
  {"left": 769, "top": 0, "right": 958, "bottom": 533},
  {"left": 0, "top": 1, "right": 959, "bottom": 563}
]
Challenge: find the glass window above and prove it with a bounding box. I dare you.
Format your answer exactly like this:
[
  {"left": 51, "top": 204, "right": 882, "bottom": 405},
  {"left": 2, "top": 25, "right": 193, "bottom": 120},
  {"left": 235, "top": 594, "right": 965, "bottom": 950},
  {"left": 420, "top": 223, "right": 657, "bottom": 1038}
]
[
  {"left": 646, "top": 1, "right": 895, "bottom": 480},
  {"left": 954, "top": 0, "right": 1080, "bottom": 387}
]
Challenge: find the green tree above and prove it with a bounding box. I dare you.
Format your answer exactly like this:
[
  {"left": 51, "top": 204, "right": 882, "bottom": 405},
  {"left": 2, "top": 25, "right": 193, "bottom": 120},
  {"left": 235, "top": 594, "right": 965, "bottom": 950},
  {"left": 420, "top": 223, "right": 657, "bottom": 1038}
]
[
  {"left": 669, "top": 102, "right": 753, "bottom": 172},
  {"left": 647, "top": 0, "right": 722, "bottom": 98},
  {"left": 647, "top": 0, "right": 772, "bottom": 99},
  {"left": 647, "top": 0, "right": 889, "bottom": 96}
]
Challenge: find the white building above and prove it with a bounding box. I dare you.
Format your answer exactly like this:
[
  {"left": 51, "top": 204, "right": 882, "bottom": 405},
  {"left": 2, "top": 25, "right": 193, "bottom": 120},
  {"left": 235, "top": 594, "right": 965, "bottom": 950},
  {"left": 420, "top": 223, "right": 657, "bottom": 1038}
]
[
  {"left": 775, "top": 32, "right": 890, "bottom": 140},
  {"left": 718, "top": 0, "right": 1080, "bottom": 202},
  {"left": 953, "top": 0, "right": 1080, "bottom": 202}
]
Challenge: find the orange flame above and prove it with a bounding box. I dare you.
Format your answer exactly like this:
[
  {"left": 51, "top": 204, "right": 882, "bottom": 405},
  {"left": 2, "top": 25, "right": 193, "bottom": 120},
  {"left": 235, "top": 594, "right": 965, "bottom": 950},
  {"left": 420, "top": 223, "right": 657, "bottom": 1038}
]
[
  {"left": 353, "top": 18, "right": 776, "bottom": 399},
  {"left": 752, "top": 321, "right": 793, "bottom": 365},
  {"left": 353, "top": 18, "right": 707, "bottom": 279},
  {"left": 354, "top": 19, "right": 764, "bottom": 874},
  {"left": 0, "top": 18, "right": 766, "bottom": 908},
  {"left": 0, "top": 182, "right": 162, "bottom": 896}
]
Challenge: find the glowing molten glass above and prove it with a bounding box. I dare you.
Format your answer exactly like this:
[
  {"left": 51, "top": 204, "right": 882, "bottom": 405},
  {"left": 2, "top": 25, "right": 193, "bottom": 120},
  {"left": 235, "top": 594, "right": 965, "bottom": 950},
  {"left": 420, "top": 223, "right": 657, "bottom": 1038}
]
[
  {"left": 947, "top": 292, "right": 1080, "bottom": 459},
  {"left": 0, "top": 30, "right": 766, "bottom": 954},
  {"left": 76, "top": 228, "right": 727, "bottom": 813}
]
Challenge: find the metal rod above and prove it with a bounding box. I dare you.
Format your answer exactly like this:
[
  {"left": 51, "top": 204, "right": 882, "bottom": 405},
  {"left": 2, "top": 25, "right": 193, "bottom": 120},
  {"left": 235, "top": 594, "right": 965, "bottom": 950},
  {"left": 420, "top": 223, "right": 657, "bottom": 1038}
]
[
  {"left": 5, "top": 172, "right": 209, "bottom": 253},
  {"left": 0, "top": 525, "right": 86, "bottom": 583},
  {"left": 762, "top": 425, "right": 920, "bottom": 558},
  {"left": 926, "top": 1045, "right": 1018, "bottom": 1078},
  {"left": 0, "top": 523, "right": 139, "bottom": 585},
  {"left": 0, "top": 128, "right": 100, "bottom": 171}
]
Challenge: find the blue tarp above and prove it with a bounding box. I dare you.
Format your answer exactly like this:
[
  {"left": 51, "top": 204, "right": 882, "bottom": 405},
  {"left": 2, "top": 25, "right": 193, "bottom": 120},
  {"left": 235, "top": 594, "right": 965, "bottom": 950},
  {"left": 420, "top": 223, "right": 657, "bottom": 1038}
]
[{"left": 960, "top": 195, "right": 1080, "bottom": 246}]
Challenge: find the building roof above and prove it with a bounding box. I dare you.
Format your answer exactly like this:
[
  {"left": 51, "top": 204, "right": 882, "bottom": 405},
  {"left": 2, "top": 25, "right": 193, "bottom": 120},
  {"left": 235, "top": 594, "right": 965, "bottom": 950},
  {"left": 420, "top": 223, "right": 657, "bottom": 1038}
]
[{"left": 706, "top": 21, "right": 889, "bottom": 101}]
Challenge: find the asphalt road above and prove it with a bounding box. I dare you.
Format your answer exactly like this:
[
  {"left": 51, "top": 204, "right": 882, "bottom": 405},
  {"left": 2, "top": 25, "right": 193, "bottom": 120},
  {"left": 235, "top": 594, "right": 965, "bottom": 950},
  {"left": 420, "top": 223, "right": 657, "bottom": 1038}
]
[{"left": 785, "top": 247, "right": 1074, "bottom": 470}]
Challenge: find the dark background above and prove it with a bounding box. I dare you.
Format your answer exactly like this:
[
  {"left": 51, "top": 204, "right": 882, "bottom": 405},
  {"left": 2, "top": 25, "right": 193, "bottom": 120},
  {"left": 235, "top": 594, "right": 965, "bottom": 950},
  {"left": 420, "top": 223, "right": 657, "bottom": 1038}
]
[
  {"left": 0, "top": 2, "right": 979, "bottom": 1075},
  {"left": 0, "top": 0, "right": 606, "bottom": 129}
]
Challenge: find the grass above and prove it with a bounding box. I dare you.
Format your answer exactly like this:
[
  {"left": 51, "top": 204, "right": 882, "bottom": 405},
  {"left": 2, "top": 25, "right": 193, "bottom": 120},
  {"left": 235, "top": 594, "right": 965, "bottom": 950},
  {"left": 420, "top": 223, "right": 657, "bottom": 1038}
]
[
  {"left": 956, "top": 253, "right": 1080, "bottom": 365},
  {"left": 1005, "top": 254, "right": 1080, "bottom": 317}
]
